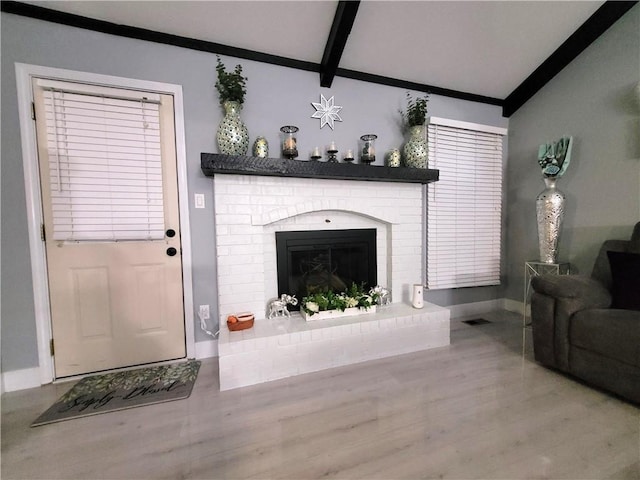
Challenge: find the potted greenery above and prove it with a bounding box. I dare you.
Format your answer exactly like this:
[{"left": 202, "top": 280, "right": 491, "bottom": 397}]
[
  {"left": 215, "top": 55, "right": 249, "bottom": 155},
  {"left": 400, "top": 92, "right": 429, "bottom": 129},
  {"left": 400, "top": 92, "right": 429, "bottom": 168},
  {"left": 215, "top": 55, "right": 247, "bottom": 105}
]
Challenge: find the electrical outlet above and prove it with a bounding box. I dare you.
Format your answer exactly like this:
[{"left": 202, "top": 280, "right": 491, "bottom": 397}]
[
  {"left": 195, "top": 193, "right": 205, "bottom": 209},
  {"left": 199, "top": 304, "right": 210, "bottom": 320}
]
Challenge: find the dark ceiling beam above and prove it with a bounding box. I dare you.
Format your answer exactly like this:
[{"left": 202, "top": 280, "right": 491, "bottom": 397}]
[
  {"left": 320, "top": 1, "right": 360, "bottom": 88},
  {"left": 335, "top": 68, "right": 504, "bottom": 106},
  {"left": 503, "top": 1, "right": 638, "bottom": 117}
]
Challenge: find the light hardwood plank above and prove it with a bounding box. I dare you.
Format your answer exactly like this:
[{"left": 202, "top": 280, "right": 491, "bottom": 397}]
[{"left": 2, "top": 310, "right": 638, "bottom": 479}]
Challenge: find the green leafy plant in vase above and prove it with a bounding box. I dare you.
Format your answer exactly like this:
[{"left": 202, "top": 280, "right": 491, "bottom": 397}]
[
  {"left": 215, "top": 55, "right": 249, "bottom": 155},
  {"left": 400, "top": 92, "right": 430, "bottom": 168}
]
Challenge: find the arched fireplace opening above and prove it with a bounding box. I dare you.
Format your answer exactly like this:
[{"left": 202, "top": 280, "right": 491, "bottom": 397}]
[{"left": 275, "top": 229, "right": 377, "bottom": 310}]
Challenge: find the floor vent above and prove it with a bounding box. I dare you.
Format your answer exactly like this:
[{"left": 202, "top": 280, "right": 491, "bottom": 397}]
[{"left": 462, "top": 318, "right": 491, "bottom": 326}]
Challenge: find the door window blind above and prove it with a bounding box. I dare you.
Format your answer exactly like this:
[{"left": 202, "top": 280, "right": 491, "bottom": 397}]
[
  {"left": 427, "top": 117, "right": 507, "bottom": 289},
  {"left": 39, "top": 80, "right": 165, "bottom": 241}
]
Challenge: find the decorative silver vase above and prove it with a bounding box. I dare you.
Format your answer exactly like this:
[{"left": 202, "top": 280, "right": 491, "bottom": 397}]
[
  {"left": 403, "top": 125, "right": 428, "bottom": 168},
  {"left": 536, "top": 177, "right": 565, "bottom": 263},
  {"left": 216, "top": 100, "right": 249, "bottom": 155}
]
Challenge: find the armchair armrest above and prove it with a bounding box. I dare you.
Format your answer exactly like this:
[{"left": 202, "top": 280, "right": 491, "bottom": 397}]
[
  {"left": 531, "top": 275, "right": 611, "bottom": 371},
  {"left": 531, "top": 274, "right": 611, "bottom": 307}
]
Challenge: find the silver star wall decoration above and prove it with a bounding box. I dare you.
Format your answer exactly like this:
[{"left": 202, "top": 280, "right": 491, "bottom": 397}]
[{"left": 311, "top": 94, "right": 343, "bottom": 130}]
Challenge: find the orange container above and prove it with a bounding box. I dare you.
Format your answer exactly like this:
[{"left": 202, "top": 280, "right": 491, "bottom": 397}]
[{"left": 227, "top": 312, "right": 254, "bottom": 331}]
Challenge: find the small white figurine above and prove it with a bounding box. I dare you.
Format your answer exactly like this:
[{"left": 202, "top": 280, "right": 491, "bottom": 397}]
[
  {"left": 268, "top": 294, "right": 298, "bottom": 319},
  {"left": 370, "top": 285, "right": 390, "bottom": 306}
]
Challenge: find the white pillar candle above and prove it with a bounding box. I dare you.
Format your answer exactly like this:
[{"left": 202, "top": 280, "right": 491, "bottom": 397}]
[{"left": 284, "top": 137, "right": 296, "bottom": 151}]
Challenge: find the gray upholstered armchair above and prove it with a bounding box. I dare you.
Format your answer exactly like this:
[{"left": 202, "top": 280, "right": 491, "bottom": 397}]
[{"left": 530, "top": 222, "right": 640, "bottom": 404}]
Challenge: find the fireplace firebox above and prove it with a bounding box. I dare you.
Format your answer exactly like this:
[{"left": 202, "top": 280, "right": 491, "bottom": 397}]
[{"left": 276, "top": 229, "right": 377, "bottom": 309}]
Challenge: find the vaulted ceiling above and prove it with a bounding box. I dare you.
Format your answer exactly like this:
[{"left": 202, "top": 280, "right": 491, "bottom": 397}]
[{"left": 4, "top": 1, "right": 638, "bottom": 116}]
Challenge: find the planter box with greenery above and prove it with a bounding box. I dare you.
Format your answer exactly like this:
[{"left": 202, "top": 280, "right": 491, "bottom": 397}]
[{"left": 300, "top": 283, "right": 380, "bottom": 322}]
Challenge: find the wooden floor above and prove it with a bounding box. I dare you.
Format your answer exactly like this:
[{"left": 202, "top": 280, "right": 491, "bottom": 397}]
[{"left": 2, "top": 310, "right": 639, "bottom": 479}]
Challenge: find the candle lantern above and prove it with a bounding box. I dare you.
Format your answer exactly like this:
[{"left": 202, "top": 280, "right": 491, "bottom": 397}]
[
  {"left": 280, "top": 125, "right": 299, "bottom": 159},
  {"left": 359, "top": 134, "right": 377, "bottom": 164}
]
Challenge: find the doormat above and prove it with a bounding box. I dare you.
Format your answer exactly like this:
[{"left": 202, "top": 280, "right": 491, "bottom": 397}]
[
  {"left": 32, "top": 360, "right": 200, "bottom": 427},
  {"left": 462, "top": 318, "right": 492, "bottom": 326}
]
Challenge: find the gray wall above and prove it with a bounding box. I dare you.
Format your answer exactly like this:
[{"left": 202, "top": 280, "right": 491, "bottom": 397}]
[
  {"left": 1, "top": 12, "right": 507, "bottom": 374},
  {"left": 504, "top": 4, "right": 640, "bottom": 301}
]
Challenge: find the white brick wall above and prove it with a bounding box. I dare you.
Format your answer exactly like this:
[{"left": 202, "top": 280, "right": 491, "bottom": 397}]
[
  {"left": 213, "top": 174, "right": 446, "bottom": 391},
  {"left": 213, "top": 174, "right": 425, "bottom": 322}
]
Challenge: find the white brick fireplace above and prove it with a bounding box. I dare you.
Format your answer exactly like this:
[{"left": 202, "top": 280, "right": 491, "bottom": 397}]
[{"left": 213, "top": 173, "right": 450, "bottom": 390}]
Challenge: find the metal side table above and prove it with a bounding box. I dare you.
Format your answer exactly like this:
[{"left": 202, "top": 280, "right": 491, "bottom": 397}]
[{"left": 523, "top": 261, "right": 570, "bottom": 328}]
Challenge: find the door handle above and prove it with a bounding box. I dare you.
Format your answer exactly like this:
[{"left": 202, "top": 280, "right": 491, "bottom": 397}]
[{"left": 166, "top": 247, "right": 177, "bottom": 256}]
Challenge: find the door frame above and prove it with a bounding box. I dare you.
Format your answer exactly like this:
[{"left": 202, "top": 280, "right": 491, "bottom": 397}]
[{"left": 15, "top": 63, "right": 196, "bottom": 384}]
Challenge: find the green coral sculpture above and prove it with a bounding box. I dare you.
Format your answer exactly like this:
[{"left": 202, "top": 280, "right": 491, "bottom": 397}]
[{"left": 537, "top": 136, "right": 573, "bottom": 178}]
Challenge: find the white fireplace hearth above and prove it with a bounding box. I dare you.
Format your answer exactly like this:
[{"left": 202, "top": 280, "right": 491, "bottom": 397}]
[
  {"left": 212, "top": 170, "right": 450, "bottom": 390},
  {"left": 218, "top": 304, "right": 449, "bottom": 390}
]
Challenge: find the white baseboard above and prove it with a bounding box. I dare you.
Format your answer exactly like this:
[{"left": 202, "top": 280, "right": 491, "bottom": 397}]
[
  {"left": 1, "top": 367, "right": 41, "bottom": 393},
  {"left": 1, "top": 346, "right": 220, "bottom": 394},
  {"left": 503, "top": 298, "right": 526, "bottom": 316},
  {"left": 1, "top": 347, "right": 220, "bottom": 394},
  {"left": 446, "top": 299, "right": 504, "bottom": 319},
  {"left": 2, "top": 300, "right": 526, "bottom": 393},
  {"left": 195, "top": 339, "right": 218, "bottom": 359}
]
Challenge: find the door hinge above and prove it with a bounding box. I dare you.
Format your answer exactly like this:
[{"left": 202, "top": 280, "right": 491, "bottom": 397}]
[
  {"left": 50, "top": 339, "right": 55, "bottom": 356},
  {"left": 41, "top": 223, "right": 46, "bottom": 241},
  {"left": 31, "top": 101, "right": 36, "bottom": 120}
]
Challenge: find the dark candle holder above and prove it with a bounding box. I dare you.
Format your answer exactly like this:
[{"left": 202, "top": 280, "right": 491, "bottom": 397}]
[
  {"left": 280, "top": 125, "right": 299, "bottom": 159},
  {"left": 359, "top": 134, "right": 377, "bottom": 165},
  {"left": 327, "top": 149, "right": 339, "bottom": 163}
]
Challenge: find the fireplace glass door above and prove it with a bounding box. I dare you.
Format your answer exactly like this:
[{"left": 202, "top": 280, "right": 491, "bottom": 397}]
[{"left": 276, "top": 229, "right": 376, "bottom": 309}]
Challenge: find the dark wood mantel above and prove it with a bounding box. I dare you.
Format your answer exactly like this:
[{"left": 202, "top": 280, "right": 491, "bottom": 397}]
[{"left": 201, "top": 153, "right": 439, "bottom": 184}]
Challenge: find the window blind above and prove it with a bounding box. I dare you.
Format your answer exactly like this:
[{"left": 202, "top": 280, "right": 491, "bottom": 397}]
[
  {"left": 39, "top": 81, "right": 165, "bottom": 241},
  {"left": 426, "top": 117, "right": 507, "bottom": 289}
]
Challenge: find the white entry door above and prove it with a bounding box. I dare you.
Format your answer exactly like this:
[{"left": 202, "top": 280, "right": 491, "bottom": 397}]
[{"left": 32, "top": 78, "right": 186, "bottom": 378}]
